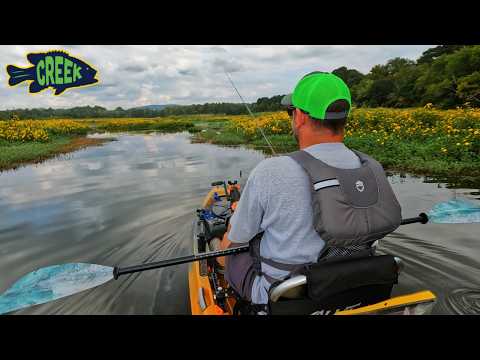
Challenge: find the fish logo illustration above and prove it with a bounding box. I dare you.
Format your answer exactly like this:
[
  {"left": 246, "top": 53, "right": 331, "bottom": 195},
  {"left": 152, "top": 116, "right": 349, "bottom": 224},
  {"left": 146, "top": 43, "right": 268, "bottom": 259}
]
[{"left": 6, "top": 50, "right": 99, "bottom": 95}]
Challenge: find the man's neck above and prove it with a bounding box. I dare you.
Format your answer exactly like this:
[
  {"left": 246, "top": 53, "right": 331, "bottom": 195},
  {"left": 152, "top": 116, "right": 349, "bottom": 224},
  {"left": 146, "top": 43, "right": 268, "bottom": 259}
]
[{"left": 299, "top": 134, "right": 344, "bottom": 150}]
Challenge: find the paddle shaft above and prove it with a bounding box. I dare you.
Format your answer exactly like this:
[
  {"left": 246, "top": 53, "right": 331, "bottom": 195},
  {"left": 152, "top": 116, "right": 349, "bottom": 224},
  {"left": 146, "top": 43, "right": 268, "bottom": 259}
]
[
  {"left": 113, "top": 245, "right": 249, "bottom": 279},
  {"left": 113, "top": 213, "right": 429, "bottom": 279},
  {"left": 401, "top": 212, "right": 429, "bottom": 225}
]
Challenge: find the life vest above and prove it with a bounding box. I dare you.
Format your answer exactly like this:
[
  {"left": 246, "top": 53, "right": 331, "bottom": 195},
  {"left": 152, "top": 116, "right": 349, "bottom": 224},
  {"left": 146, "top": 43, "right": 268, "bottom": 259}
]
[{"left": 250, "top": 149, "right": 402, "bottom": 285}]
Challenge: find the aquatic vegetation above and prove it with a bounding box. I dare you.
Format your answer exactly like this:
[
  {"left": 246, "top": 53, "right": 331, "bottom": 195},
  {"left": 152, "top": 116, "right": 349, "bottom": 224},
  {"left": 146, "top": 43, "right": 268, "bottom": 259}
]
[
  {"left": 346, "top": 108, "right": 480, "bottom": 161},
  {"left": 229, "top": 111, "right": 291, "bottom": 138},
  {"left": 91, "top": 118, "right": 194, "bottom": 132},
  {"left": 1, "top": 109, "right": 479, "bottom": 177},
  {"left": 0, "top": 137, "right": 109, "bottom": 172},
  {"left": 39, "top": 119, "right": 90, "bottom": 136},
  {"left": 0, "top": 118, "right": 195, "bottom": 144},
  {"left": 224, "top": 107, "right": 480, "bottom": 161},
  {"left": 0, "top": 120, "right": 50, "bottom": 142},
  {"left": 192, "top": 107, "right": 480, "bottom": 177},
  {"left": 0, "top": 119, "right": 89, "bottom": 142},
  {"left": 0, "top": 117, "right": 197, "bottom": 171}
]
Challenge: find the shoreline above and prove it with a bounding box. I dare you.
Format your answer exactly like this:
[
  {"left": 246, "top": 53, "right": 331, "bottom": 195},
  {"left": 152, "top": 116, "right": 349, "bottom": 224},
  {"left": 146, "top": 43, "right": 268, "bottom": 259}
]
[
  {"left": 1, "top": 128, "right": 479, "bottom": 188},
  {"left": 0, "top": 118, "right": 195, "bottom": 173},
  {"left": 191, "top": 130, "right": 480, "bottom": 187},
  {"left": 0, "top": 136, "right": 113, "bottom": 173}
]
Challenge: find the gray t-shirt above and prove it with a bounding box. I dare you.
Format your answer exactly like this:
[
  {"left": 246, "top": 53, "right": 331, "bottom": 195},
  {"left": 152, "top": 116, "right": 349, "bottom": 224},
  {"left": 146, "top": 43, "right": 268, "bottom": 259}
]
[{"left": 228, "top": 142, "right": 362, "bottom": 304}]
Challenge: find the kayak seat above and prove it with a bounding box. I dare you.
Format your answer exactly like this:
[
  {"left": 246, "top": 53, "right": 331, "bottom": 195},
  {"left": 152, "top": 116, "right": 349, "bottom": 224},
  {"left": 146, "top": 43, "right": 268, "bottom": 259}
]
[
  {"left": 267, "top": 255, "right": 402, "bottom": 315},
  {"left": 269, "top": 275, "right": 307, "bottom": 302}
]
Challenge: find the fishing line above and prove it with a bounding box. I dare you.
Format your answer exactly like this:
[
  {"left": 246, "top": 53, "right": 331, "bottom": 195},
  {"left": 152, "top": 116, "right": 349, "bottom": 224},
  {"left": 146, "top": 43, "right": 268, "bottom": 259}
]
[{"left": 224, "top": 71, "right": 277, "bottom": 155}]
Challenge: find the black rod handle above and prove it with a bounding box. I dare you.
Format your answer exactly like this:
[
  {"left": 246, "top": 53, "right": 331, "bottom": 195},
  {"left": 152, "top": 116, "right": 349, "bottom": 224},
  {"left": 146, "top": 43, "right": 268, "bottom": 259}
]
[
  {"left": 400, "top": 212, "right": 429, "bottom": 225},
  {"left": 113, "top": 244, "right": 249, "bottom": 279}
]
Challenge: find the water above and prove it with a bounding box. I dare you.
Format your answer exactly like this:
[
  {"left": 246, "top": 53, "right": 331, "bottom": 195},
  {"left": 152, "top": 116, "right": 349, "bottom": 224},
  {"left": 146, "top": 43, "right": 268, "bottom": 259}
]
[
  {"left": 0, "top": 132, "right": 479, "bottom": 314},
  {"left": 0, "top": 132, "right": 263, "bottom": 314}
]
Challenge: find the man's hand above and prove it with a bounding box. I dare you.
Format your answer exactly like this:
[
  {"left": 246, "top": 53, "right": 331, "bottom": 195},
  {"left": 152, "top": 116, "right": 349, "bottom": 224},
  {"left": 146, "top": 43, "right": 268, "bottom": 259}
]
[{"left": 216, "top": 224, "right": 232, "bottom": 267}]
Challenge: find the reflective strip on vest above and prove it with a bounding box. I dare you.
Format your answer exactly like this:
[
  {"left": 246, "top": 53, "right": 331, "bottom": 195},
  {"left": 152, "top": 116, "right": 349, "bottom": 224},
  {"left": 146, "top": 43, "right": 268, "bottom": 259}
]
[{"left": 313, "top": 179, "right": 340, "bottom": 191}]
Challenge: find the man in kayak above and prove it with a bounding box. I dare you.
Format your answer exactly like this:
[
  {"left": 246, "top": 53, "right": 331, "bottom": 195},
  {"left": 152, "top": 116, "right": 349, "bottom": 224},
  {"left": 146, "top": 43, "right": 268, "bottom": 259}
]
[{"left": 212, "top": 71, "right": 401, "bottom": 308}]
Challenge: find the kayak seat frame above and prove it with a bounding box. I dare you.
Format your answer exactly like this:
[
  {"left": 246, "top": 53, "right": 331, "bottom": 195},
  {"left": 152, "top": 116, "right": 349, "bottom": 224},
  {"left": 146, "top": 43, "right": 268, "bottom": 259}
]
[
  {"left": 265, "top": 256, "right": 404, "bottom": 315},
  {"left": 269, "top": 256, "right": 403, "bottom": 303}
]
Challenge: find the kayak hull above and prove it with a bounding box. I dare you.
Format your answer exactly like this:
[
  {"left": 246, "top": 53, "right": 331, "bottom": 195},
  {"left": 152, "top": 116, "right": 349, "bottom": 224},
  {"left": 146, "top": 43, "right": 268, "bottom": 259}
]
[{"left": 188, "top": 261, "right": 224, "bottom": 315}]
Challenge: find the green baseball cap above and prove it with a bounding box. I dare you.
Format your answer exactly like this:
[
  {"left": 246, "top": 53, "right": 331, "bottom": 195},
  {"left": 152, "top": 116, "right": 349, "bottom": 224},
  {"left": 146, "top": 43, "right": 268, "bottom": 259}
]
[{"left": 281, "top": 71, "right": 351, "bottom": 120}]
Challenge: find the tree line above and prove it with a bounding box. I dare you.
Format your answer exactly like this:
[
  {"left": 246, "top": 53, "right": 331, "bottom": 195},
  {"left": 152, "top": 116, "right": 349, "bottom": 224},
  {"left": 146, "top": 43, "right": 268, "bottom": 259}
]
[
  {"left": 0, "top": 99, "right": 285, "bottom": 120},
  {"left": 1, "top": 45, "right": 479, "bottom": 120},
  {"left": 0, "top": 106, "right": 171, "bottom": 120},
  {"left": 333, "top": 45, "right": 480, "bottom": 108}
]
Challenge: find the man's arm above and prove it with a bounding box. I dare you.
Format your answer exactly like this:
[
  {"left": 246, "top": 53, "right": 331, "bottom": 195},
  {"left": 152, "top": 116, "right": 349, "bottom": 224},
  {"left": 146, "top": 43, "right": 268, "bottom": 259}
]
[
  {"left": 226, "top": 167, "right": 265, "bottom": 243},
  {"left": 217, "top": 165, "right": 267, "bottom": 261},
  {"left": 219, "top": 223, "right": 233, "bottom": 250}
]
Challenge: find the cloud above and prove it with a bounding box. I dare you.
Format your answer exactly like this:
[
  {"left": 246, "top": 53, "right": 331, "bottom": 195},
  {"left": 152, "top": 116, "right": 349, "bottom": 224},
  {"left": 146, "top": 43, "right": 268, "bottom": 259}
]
[
  {"left": 121, "top": 64, "right": 149, "bottom": 73},
  {"left": 211, "top": 57, "right": 245, "bottom": 73},
  {"left": 0, "top": 45, "right": 433, "bottom": 109},
  {"left": 177, "top": 68, "right": 198, "bottom": 76}
]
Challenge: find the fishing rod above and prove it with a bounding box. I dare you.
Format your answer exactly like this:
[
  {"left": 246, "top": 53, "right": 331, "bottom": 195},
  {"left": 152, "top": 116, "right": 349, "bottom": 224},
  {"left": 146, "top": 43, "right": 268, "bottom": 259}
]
[{"left": 224, "top": 71, "right": 276, "bottom": 155}]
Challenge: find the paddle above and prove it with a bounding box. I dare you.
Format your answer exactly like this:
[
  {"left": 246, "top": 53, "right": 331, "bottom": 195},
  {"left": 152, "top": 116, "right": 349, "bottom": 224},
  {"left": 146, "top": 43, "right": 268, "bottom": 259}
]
[
  {"left": 1, "top": 202, "right": 479, "bottom": 315},
  {"left": 425, "top": 198, "right": 480, "bottom": 224}
]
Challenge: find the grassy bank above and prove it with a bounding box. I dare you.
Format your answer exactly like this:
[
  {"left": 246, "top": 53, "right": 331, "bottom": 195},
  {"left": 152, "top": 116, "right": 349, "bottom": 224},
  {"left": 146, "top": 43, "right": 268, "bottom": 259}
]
[
  {"left": 189, "top": 108, "right": 480, "bottom": 179},
  {"left": 0, "top": 136, "right": 111, "bottom": 172},
  {"left": 89, "top": 118, "right": 195, "bottom": 132},
  {"left": 0, "top": 117, "right": 193, "bottom": 171},
  {"left": 2, "top": 110, "right": 480, "bottom": 180}
]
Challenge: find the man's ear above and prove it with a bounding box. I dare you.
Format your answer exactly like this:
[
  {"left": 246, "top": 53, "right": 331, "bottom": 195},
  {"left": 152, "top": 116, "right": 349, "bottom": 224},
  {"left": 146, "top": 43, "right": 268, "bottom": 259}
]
[{"left": 295, "top": 109, "right": 307, "bottom": 128}]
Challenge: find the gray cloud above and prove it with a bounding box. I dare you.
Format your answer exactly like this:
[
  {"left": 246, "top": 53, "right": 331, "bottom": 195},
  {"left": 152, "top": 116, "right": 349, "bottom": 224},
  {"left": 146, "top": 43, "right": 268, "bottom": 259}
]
[
  {"left": 0, "top": 45, "right": 432, "bottom": 110},
  {"left": 121, "top": 65, "right": 149, "bottom": 73},
  {"left": 211, "top": 57, "right": 245, "bottom": 73},
  {"left": 178, "top": 68, "right": 198, "bottom": 76},
  {"left": 208, "top": 46, "right": 228, "bottom": 53}
]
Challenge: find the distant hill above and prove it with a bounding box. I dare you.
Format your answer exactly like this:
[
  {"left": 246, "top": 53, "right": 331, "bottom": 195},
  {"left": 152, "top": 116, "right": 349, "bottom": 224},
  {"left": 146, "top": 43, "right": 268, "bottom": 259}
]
[{"left": 131, "top": 104, "right": 180, "bottom": 111}]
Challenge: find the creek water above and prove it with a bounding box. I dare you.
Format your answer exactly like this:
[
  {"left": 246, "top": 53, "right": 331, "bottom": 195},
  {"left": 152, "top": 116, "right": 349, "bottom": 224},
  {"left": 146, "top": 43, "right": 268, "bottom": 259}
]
[{"left": 0, "top": 132, "right": 479, "bottom": 314}]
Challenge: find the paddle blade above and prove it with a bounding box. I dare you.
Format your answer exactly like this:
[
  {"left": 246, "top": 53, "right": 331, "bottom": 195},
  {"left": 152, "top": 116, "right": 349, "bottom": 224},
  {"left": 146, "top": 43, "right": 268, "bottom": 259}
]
[
  {"left": 0, "top": 263, "right": 114, "bottom": 315},
  {"left": 427, "top": 198, "right": 480, "bottom": 224}
]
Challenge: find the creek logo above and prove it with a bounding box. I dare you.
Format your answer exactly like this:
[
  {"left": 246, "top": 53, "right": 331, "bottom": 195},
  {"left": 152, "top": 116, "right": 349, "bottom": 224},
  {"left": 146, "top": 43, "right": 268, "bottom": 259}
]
[{"left": 6, "top": 50, "right": 99, "bottom": 95}]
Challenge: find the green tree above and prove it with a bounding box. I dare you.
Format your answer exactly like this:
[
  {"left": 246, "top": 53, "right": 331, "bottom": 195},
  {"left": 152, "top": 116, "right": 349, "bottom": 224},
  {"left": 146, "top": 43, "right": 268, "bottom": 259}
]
[
  {"left": 332, "top": 66, "right": 365, "bottom": 88},
  {"left": 366, "top": 78, "right": 396, "bottom": 107},
  {"left": 417, "top": 45, "right": 466, "bottom": 65},
  {"left": 456, "top": 71, "right": 480, "bottom": 106},
  {"left": 415, "top": 46, "right": 480, "bottom": 108}
]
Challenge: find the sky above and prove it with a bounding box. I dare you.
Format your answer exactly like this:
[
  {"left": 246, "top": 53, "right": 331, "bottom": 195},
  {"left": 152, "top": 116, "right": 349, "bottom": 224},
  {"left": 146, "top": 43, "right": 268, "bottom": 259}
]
[{"left": 0, "top": 45, "right": 433, "bottom": 110}]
